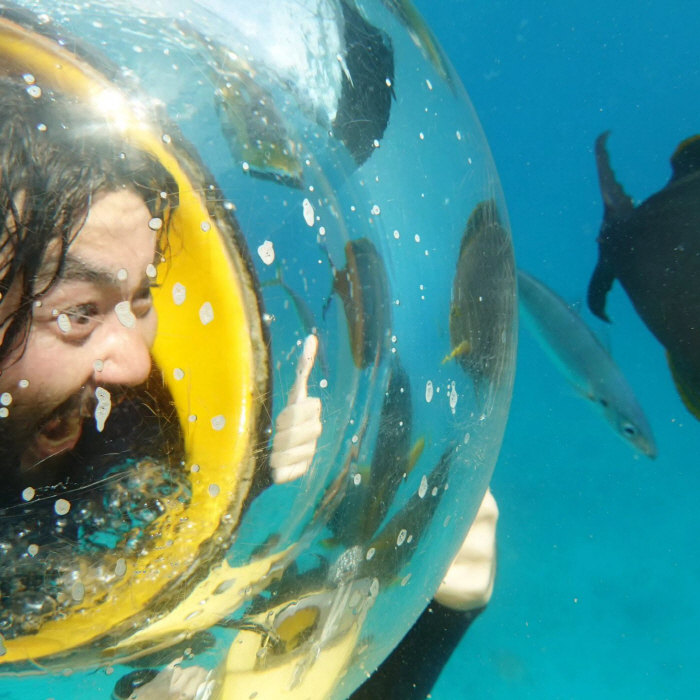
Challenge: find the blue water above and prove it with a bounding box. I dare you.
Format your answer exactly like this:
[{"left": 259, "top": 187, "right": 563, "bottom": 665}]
[{"left": 412, "top": 1, "right": 700, "bottom": 698}]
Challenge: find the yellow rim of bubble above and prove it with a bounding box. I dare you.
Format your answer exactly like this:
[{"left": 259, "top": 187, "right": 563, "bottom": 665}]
[{"left": 0, "top": 12, "right": 268, "bottom": 665}]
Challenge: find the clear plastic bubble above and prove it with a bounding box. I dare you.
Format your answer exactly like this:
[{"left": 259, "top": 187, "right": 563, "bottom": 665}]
[{"left": 0, "top": 1, "right": 516, "bottom": 698}]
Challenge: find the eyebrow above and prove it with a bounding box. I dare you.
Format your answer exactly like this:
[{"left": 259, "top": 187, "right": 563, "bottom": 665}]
[{"left": 35, "top": 253, "right": 156, "bottom": 292}]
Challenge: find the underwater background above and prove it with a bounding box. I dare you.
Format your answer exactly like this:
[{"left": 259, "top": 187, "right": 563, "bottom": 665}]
[{"left": 415, "top": 0, "right": 700, "bottom": 698}]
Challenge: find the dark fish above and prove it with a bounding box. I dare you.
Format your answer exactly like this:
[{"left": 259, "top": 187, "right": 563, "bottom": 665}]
[
  {"left": 588, "top": 132, "right": 700, "bottom": 419},
  {"left": 333, "top": 0, "right": 396, "bottom": 166},
  {"left": 448, "top": 200, "right": 517, "bottom": 399},
  {"left": 262, "top": 265, "right": 330, "bottom": 378},
  {"left": 328, "top": 353, "right": 417, "bottom": 545},
  {"left": 359, "top": 444, "right": 453, "bottom": 584},
  {"left": 518, "top": 269, "right": 656, "bottom": 458},
  {"left": 323, "top": 238, "right": 392, "bottom": 369}
]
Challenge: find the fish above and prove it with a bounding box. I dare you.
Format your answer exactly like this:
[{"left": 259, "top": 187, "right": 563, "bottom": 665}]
[
  {"left": 173, "top": 0, "right": 394, "bottom": 176},
  {"left": 588, "top": 132, "right": 700, "bottom": 420},
  {"left": 171, "top": 21, "right": 305, "bottom": 187},
  {"left": 379, "top": 0, "right": 456, "bottom": 91},
  {"left": 359, "top": 443, "right": 453, "bottom": 584},
  {"left": 328, "top": 353, "right": 418, "bottom": 545},
  {"left": 262, "top": 265, "right": 330, "bottom": 378},
  {"left": 323, "top": 238, "right": 392, "bottom": 370},
  {"left": 448, "top": 200, "right": 517, "bottom": 400},
  {"left": 332, "top": 0, "right": 396, "bottom": 166},
  {"left": 518, "top": 269, "right": 657, "bottom": 458}
]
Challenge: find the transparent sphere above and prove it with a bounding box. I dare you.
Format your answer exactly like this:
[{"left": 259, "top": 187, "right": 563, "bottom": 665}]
[{"left": 0, "top": 1, "right": 516, "bottom": 698}]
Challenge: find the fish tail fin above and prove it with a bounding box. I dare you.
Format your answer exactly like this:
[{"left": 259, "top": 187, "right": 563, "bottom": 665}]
[
  {"left": 587, "top": 259, "right": 615, "bottom": 323},
  {"left": 667, "top": 353, "right": 700, "bottom": 421}
]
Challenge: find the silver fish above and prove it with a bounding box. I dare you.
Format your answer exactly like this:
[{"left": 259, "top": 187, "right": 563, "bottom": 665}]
[{"left": 518, "top": 269, "right": 657, "bottom": 458}]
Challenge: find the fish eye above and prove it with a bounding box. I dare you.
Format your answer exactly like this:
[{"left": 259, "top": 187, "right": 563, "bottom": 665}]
[{"left": 622, "top": 423, "right": 637, "bottom": 436}]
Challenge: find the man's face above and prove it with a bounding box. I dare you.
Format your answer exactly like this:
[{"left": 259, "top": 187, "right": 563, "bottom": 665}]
[{"left": 0, "top": 189, "right": 158, "bottom": 479}]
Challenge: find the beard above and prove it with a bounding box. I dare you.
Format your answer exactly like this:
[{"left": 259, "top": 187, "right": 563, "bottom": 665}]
[
  {"left": 0, "top": 384, "right": 100, "bottom": 506},
  {"left": 0, "top": 371, "right": 184, "bottom": 509}
]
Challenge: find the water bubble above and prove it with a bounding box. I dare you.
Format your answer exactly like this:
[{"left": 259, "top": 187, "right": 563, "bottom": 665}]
[
  {"left": 199, "top": 301, "right": 214, "bottom": 325},
  {"left": 418, "top": 475, "right": 428, "bottom": 499},
  {"left": 172, "top": 282, "right": 186, "bottom": 305},
  {"left": 55, "top": 499, "right": 71, "bottom": 516},
  {"left": 115, "top": 301, "right": 136, "bottom": 328},
  {"left": 211, "top": 415, "right": 226, "bottom": 431},
  {"left": 257, "top": 240, "right": 275, "bottom": 265},
  {"left": 302, "top": 198, "right": 315, "bottom": 227}
]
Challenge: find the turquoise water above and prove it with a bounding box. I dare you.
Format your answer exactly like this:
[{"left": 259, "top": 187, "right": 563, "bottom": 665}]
[{"left": 416, "top": 1, "right": 700, "bottom": 698}]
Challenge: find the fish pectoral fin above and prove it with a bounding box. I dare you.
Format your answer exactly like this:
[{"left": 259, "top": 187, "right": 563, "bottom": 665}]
[
  {"left": 587, "top": 259, "right": 615, "bottom": 323},
  {"left": 667, "top": 353, "right": 700, "bottom": 421},
  {"left": 442, "top": 339, "right": 471, "bottom": 364}
]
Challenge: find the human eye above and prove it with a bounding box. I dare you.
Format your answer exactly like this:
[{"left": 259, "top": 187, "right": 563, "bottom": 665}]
[
  {"left": 131, "top": 283, "right": 158, "bottom": 318},
  {"left": 54, "top": 303, "right": 100, "bottom": 341}
]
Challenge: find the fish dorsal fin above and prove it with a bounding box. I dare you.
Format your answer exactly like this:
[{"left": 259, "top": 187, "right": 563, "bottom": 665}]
[
  {"left": 595, "top": 131, "right": 634, "bottom": 223},
  {"left": 670, "top": 135, "right": 700, "bottom": 182}
]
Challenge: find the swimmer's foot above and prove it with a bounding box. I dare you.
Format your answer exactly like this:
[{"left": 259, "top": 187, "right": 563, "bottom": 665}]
[{"left": 435, "top": 487, "right": 498, "bottom": 611}]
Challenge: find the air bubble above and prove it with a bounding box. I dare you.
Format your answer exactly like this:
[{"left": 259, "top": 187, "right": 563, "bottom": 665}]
[
  {"left": 200, "top": 221, "right": 211, "bottom": 232},
  {"left": 71, "top": 582, "right": 85, "bottom": 602},
  {"left": 146, "top": 263, "right": 157, "bottom": 278},
  {"left": 22, "top": 487, "right": 35, "bottom": 502},
  {"left": 115, "top": 301, "right": 136, "bottom": 328},
  {"left": 425, "top": 381, "right": 433, "bottom": 403},
  {"left": 211, "top": 415, "right": 226, "bottom": 431},
  {"left": 173, "top": 368, "right": 185, "bottom": 381},
  {"left": 208, "top": 484, "right": 220, "bottom": 497},
  {"left": 320, "top": 379, "right": 328, "bottom": 389},
  {"left": 148, "top": 217, "right": 163, "bottom": 231},
  {"left": 353, "top": 473, "right": 362, "bottom": 486},
  {"left": 55, "top": 499, "right": 71, "bottom": 516},
  {"left": 418, "top": 475, "right": 428, "bottom": 499},
  {"left": 27, "top": 85, "right": 42, "bottom": 98},
  {"left": 199, "top": 302, "right": 214, "bottom": 325},
  {"left": 397, "top": 529, "right": 407, "bottom": 546},
  {"left": 18, "top": 379, "right": 29, "bottom": 388},
  {"left": 115, "top": 558, "right": 127, "bottom": 577},
  {"left": 27, "top": 544, "right": 39, "bottom": 557},
  {"left": 0, "top": 392, "right": 12, "bottom": 406},
  {"left": 172, "top": 282, "right": 186, "bottom": 305},
  {"left": 94, "top": 387, "right": 112, "bottom": 433},
  {"left": 116, "top": 268, "right": 128, "bottom": 281},
  {"left": 257, "top": 240, "right": 275, "bottom": 265},
  {"left": 57, "top": 314, "right": 72, "bottom": 333},
  {"left": 302, "top": 198, "right": 315, "bottom": 227}
]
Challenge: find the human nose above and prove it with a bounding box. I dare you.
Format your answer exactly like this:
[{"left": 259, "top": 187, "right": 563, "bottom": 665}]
[{"left": 94, "top": 319, "right": 152, "bottom": 387}]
